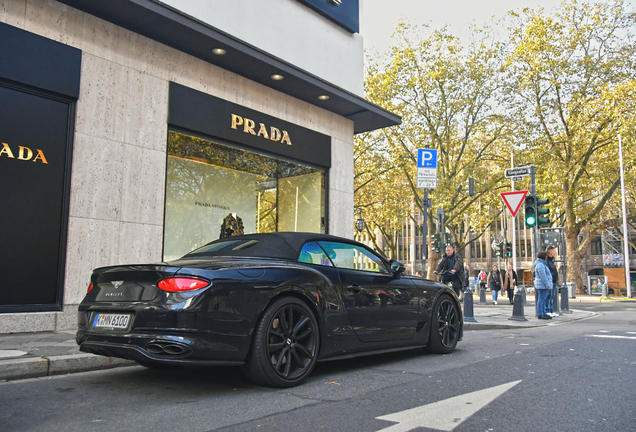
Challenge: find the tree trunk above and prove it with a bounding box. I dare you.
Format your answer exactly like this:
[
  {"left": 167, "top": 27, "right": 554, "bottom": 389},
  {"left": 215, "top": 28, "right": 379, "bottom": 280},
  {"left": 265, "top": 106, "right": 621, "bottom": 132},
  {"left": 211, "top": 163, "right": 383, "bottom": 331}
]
[
  {"left": 426, "top": 243, "right": 441, "bottom": 280},
  {"left": 565, "top": 229, "right": 586, "bottom": 295}
]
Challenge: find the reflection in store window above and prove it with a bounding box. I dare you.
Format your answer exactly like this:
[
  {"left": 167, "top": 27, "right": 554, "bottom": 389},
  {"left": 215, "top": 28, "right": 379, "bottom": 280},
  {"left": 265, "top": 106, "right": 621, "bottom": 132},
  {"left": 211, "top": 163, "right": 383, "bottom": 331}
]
[{"left": 163, "top": 131, "right": 325, "bottom": 260}]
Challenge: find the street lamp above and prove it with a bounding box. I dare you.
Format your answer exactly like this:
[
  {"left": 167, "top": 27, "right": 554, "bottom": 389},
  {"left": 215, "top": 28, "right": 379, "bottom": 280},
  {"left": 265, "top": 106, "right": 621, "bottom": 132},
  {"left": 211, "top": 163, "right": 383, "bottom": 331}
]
[{"left": 354, "top": 207, "right": 366, "bottom": 233}]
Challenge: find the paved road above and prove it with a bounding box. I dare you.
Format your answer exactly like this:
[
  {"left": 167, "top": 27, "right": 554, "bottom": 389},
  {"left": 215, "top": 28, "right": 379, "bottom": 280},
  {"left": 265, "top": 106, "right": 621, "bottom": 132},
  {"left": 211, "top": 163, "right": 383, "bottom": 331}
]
[{"left": 2, "top": 303, "right": 635, "bottom": 432}]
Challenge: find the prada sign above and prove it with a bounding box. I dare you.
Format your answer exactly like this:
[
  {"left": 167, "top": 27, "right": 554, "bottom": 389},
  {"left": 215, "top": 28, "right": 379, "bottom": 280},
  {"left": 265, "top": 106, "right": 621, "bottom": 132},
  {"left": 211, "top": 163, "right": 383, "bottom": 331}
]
[
  {"left": 168, "top": 83, "right": 331, "bottom": 169},
  {"left": 0, "top": 142, "right": 49, "bottom": 164},
  {"left": 230, "top": 114, "right": 292, "bottom": 146}
]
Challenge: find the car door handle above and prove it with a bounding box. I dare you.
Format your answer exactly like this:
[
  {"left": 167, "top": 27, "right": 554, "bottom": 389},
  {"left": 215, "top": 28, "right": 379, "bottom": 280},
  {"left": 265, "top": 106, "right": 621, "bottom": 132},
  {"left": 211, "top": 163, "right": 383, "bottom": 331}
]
[{"left": 347, "top": 285, "right": 362, "bottom": 293}]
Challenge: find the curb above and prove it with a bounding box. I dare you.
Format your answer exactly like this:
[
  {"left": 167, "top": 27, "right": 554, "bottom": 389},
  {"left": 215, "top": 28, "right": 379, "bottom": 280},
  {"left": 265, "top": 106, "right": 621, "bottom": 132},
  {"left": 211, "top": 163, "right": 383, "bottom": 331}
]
[
  {"left": 0, "top": 354, "right": 135, "bottom": 381},
  {"left": 464, "top": 310, "right": 598, "bottom": 331}
]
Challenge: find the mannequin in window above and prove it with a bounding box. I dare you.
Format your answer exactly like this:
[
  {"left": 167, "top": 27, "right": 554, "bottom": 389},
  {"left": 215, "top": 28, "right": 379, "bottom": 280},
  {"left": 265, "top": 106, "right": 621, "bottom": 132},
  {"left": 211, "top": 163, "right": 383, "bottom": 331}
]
[{"left": 220, "top": 213, "right": 244, "bottom": 238}]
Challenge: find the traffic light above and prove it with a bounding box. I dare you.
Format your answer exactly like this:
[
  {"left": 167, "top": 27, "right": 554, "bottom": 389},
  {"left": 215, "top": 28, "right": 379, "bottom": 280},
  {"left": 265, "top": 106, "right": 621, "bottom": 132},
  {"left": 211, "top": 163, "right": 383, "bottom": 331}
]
[
  {"left": 525, "top": 194, "right": 537, "bottom": 227},
  {"left": 444, "top": 232, "right": 453, "bottom": 246},
  {"left": 431, "top": 233, "right": 442, "bottom": 254},
  {"left": 468, "top": 178, "right": 475, "bottom": 197},
  {"left": 536, "top": 196, "right": 550, "bottom": 227},
  {"left": 505, "top": 242, "right": 513, "bottom": 258},
  {"left": 494, "top": 242, "right": 503, "bottom": 257}
]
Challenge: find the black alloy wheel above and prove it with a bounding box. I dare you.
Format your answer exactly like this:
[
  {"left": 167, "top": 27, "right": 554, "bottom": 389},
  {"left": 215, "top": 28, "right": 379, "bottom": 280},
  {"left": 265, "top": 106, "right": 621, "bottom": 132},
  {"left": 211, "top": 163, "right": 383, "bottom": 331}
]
[
  {"left": 425, "top": 295, "right": 460, "bottom": 354},
  {"left": 242, "top": 297, "right": 319, "bottom": 387}
]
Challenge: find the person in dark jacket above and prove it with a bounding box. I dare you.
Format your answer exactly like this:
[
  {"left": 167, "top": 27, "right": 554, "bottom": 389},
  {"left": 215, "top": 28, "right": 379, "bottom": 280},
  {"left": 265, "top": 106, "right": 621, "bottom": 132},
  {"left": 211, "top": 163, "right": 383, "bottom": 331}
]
[
  {"left": 435, "top": 245, "right": 466, "bottom": 297},
  {"left": 487, "top": 265, "right": 503, "bottom": 304},
  {"left": 502, "top": 264, "right": 517, "bottom": 305},
  {"left": 464, "top": 264, "right": 471, "bottom": 289},
  {"left": 545, "top": 246, "right": 559, "bottom": 316}
]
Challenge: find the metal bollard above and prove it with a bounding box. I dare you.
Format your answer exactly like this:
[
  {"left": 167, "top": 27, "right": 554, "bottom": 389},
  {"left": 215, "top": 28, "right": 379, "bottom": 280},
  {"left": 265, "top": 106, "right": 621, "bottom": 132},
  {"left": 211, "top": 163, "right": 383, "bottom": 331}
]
[
  {"left": 560, "top": 284, "right": 571, "bottom": 313},
  {"left": 509, "top": 289, "right": 527, "bottom": 321},
  {"left": 463, "top": 288, "right": 477, "bottom": 323},
  {"left": 552, "top": 285, "right": 560, "bottom": 316},
  {"left": 522, "top": 288, "right": 527, "bottom": 305},
  {"left": 479, "top": 287, "right": 487, "bottom": 305}
]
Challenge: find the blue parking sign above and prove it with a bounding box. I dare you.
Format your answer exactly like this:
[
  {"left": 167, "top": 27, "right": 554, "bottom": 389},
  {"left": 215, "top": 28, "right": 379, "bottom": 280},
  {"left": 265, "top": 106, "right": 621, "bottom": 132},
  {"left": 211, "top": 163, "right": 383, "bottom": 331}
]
[{"left": 417, "top": 149, "right": 438, "bottom": 168}]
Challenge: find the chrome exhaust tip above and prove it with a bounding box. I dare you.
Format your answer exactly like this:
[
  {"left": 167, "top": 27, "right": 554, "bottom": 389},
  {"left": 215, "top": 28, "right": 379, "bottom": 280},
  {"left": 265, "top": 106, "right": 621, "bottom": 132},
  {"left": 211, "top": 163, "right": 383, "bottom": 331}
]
[{"left": 163, "top": 344, "right": 186, "bottom": 355}]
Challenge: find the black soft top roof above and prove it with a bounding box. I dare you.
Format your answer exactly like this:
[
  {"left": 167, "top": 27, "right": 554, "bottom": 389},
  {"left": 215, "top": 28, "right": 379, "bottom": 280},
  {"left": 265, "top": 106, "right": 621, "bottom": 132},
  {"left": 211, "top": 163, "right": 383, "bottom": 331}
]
[{"left": 182, "top": 232, "right": 361, "bottom": 261}]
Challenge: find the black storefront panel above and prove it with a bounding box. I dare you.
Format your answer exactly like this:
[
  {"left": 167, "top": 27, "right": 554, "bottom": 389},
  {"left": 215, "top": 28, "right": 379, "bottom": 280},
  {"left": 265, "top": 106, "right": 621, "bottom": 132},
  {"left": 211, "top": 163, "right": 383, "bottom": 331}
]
[
  {"left": 0, "top": 23, "right": 80, "bottom": 312},
  {"left": 0, "top": 86, "right": 74, "bottom": 310}
]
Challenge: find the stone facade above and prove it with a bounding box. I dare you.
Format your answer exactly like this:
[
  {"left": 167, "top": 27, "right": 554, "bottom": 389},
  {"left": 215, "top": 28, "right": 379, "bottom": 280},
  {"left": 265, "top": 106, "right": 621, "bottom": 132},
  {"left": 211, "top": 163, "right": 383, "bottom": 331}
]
[{"left": 0, "top": 0, "right": 355, "bottom": 332}]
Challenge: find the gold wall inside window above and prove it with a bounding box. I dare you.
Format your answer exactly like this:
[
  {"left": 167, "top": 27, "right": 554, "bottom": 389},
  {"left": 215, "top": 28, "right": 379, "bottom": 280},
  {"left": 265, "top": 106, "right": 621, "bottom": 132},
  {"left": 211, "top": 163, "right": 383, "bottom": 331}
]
[{"left": 163, "top": 131, "right": 325, "bottom": 260}]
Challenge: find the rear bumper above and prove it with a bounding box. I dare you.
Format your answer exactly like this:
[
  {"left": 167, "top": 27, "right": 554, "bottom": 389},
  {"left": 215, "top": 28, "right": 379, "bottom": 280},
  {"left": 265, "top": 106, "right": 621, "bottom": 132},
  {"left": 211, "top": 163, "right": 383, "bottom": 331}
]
[
  {"left": 79, "top": 340, "right": 243, "bottom": 366},
  {"left": 76, "top": 330, "right": 247, "bottom": 365},
  {"left": 77, "top": 302, "right": 255, "bottom": 364}
]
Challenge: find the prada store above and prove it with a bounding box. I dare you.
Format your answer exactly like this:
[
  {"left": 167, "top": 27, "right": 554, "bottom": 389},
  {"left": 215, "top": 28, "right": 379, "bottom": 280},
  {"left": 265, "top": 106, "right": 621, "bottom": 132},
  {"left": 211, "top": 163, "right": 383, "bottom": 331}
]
[
  {"left": 164, "top": 84, "right": 330, "bottom": 261},
  {"left": 0, "top": 0, "right": 399, "bottom": 332}
]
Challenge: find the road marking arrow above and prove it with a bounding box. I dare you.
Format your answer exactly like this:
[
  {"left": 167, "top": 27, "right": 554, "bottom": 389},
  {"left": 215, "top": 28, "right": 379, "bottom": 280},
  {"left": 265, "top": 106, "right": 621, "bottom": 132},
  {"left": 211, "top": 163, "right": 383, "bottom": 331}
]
[{"left": 375, "top": 380, "right": 522, "bottom": 432}]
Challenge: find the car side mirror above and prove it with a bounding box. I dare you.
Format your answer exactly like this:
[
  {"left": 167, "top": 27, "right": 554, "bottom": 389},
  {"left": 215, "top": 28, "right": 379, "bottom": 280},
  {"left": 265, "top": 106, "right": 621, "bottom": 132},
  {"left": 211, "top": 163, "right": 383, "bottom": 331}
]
[{"left": 389, "top": 260, "right": 406, "bottom": 275}]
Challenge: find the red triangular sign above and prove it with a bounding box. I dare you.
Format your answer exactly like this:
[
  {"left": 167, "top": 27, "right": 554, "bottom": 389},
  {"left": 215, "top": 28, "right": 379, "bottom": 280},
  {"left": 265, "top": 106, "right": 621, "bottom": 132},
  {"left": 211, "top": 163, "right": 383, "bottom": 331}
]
[{"left": 501, "top": 190, "right": 529, "bottom": 217}]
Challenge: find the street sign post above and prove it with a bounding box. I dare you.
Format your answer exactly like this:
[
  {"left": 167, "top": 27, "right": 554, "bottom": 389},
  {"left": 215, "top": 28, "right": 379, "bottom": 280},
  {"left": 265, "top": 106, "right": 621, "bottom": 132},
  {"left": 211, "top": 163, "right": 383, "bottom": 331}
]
[
  {"left": 501, "top": 190, "right": 529, "bottom": 217},
  {"left": 416, "top": 149, "right": 438, "bottom": 276},
  {"left": 417, "top": 149, "right": 438, "bottom": 189},
  {"left": 505, "top": 166, "right": 532, "bottom": 178}
]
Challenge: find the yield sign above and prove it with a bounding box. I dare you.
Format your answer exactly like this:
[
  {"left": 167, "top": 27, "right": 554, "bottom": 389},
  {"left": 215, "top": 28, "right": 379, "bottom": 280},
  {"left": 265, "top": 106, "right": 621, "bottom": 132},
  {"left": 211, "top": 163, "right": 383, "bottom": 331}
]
[{"left": 501, "top": 190, "right": 528, "bottom": 217}]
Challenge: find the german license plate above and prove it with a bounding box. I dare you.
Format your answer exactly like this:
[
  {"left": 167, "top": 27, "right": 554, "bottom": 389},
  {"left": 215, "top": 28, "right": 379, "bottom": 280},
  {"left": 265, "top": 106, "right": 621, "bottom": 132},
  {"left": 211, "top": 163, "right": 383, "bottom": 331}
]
[{"left": 92, "top": 313, "right": 130, "bottom": 329}]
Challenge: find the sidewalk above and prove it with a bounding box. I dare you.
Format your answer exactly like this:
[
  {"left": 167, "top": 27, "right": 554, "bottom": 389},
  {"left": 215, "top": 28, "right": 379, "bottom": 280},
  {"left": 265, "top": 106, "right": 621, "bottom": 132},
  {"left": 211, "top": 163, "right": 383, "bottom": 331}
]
[{"left": 0, "top": 295, "right": 620, "bottom": 382}]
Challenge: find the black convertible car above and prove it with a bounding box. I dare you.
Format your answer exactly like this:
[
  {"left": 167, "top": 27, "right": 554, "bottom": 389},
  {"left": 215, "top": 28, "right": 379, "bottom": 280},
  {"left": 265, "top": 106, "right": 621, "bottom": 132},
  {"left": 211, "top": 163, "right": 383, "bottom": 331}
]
[{"left": 77, "top": 232, "right": 462, "bottom": 387}]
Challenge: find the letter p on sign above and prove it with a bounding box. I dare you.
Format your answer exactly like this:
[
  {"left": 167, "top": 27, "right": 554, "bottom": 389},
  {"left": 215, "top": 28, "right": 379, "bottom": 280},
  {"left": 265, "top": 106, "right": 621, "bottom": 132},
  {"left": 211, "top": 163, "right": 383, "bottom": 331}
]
[{"left": 417, "top": 149, "right": 438, "bottom": 168}]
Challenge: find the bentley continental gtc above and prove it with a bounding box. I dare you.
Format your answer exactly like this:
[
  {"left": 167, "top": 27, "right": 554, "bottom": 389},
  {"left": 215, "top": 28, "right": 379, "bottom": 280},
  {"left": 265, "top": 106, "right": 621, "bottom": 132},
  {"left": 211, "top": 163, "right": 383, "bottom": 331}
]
[{"left": 77, "top": 233, "right": 462, "bottom": 387}]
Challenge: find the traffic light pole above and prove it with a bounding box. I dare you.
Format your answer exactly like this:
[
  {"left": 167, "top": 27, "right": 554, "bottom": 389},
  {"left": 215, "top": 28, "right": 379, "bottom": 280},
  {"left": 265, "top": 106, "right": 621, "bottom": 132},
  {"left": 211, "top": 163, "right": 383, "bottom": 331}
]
[{"left": 530, "top": 166, "right": 539, "bottom": 259}]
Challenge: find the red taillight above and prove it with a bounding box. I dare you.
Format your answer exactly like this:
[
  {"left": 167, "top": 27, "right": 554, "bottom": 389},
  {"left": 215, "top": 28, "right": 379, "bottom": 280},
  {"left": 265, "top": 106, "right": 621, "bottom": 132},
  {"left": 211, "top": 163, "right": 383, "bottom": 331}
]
[
  {"left": 87, "top": 283, "right": 93, "bottom": 293},
  {"left": 157, "top": 277, "right": 210, "bottom": 292}
]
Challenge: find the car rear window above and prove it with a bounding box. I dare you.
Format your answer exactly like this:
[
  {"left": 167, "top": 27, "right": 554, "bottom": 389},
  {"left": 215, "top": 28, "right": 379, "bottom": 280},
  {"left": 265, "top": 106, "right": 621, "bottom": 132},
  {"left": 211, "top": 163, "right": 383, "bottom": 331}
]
[{"left": 185, "top": 239, "right": 260, "bottom": 255}]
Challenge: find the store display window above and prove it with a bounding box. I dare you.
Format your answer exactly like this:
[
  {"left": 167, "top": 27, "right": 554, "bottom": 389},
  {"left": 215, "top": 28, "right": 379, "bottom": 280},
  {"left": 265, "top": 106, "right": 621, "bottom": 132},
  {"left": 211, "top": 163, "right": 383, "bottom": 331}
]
[{"left": 163, "top": 131, "right": 325, "bottom": 260}]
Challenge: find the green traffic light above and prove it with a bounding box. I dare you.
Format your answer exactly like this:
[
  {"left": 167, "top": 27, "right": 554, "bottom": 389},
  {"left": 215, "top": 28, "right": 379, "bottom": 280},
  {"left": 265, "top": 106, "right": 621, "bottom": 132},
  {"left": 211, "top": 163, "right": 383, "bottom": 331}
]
[{"left": 526, "top": 215, "right": 536, "bottom": 226}]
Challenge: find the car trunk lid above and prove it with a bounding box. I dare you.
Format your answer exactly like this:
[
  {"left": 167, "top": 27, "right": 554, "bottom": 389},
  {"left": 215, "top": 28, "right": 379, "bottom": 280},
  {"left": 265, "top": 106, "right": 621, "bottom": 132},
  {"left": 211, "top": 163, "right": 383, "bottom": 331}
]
[{"left": 92, "top": 265, "right": 179, "bottom": 302}]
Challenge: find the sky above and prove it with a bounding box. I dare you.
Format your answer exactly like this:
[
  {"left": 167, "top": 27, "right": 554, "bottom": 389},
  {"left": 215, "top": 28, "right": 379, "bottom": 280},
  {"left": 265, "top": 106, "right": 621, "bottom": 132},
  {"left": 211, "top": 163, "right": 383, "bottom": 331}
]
[{"left": 359, "top": 0, "right": 625, "bottom": 55}]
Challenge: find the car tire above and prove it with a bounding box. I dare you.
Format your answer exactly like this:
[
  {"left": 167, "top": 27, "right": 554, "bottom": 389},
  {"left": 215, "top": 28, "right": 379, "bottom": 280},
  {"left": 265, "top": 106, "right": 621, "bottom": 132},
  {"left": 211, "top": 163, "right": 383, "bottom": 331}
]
[
  {"left": 242, "top": 296, "right": 319, "bottom": 388},
  {"left": 425, "top": 295, "right": 460, "bottom": 354}
]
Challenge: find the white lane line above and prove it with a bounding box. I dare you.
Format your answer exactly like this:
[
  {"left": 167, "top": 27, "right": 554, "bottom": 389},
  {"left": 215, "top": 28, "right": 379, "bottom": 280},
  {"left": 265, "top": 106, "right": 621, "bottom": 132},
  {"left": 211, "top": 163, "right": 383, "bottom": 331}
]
[
  {"left": 626, "top": 332, "right": 636, "bottom": 335},
  {"left": 598, "top": 330, "right": 610, "bottom": 333},
  {"left": 586, "top": 334, "right": 636, "bottom": 340},
  {"left": 375, "top": 380, "right": 522, "bottom": 432},
  {"left": 0, "top": 350, "right": 28, "bottom": 358}
]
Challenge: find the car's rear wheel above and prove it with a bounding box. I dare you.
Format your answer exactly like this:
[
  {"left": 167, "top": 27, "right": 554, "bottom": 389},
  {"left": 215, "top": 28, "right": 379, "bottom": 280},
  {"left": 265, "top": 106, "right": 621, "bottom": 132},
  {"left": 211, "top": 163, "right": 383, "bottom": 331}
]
[
  {"left": 242, "top": 296, "right": 319, "bottom": 387},
  {"left": 425, "top": 295, "right": 460, "bottom": 354}
]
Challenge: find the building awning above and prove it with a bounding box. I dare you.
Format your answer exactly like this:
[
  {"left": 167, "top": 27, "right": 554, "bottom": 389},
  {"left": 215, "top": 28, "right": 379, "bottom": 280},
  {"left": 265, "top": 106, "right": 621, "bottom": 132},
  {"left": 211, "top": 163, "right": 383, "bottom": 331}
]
[{"left": 57, "top": 0, "right": 401, "bottom": 134}]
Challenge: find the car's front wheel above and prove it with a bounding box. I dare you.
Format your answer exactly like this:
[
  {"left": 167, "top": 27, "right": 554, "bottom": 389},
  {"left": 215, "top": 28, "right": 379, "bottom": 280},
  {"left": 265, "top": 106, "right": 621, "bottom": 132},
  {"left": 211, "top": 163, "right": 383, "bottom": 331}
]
[
  {"left": 242, "top": 296, "right": 319, "bottom": 387},
  {"left": 425, "top": 295, "right": 460, "bottom": 354}
]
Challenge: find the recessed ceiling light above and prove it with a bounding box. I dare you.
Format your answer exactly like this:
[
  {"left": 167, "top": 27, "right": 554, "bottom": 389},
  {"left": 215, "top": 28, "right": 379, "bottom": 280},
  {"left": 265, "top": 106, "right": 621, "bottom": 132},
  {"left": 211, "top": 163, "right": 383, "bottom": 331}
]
[
  {"left": 271, "top": 74, "right": 284, "bottom": 81},
  {"left": 318, "top": 95, "right": 330, "bottom": 100},
  {"left": 212, "top": 48, "right": 226, "bottom": 55}
]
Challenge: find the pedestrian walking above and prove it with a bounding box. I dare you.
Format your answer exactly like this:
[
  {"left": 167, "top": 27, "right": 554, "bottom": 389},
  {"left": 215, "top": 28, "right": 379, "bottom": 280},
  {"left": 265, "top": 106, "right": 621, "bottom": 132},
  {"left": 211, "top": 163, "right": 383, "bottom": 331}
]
[
  {"left": 534, "top": 251, "right": 553, "bottom": 319},
  {"left": 503, "top": 264, "right": 517, "bottom": 305},
  {"left": 487, "top": 264, "right": 503, "bottom": 304},
  {"left": 545, "top": 246, "right": 559, "bottom": 316},
  {"left": 435, "top": 245, "right": 466, "bottom": 297},
  {"left": 478, "top": 269, "right": 487, "bottom": 291}
]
